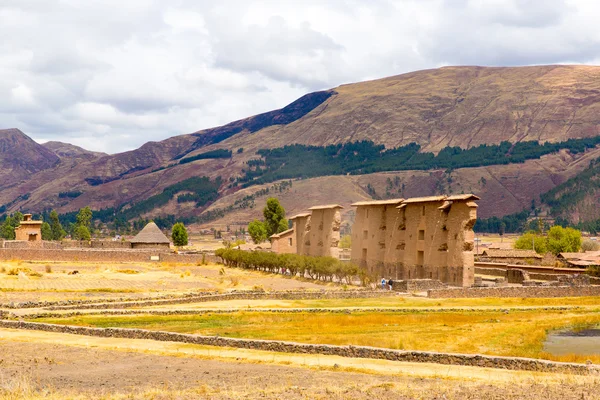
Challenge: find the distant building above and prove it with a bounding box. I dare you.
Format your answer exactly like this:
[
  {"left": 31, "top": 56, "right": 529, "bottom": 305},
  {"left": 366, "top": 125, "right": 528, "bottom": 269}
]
[
  {"left": 130, "top": 222, "right": 171, "bottom": 249},
  {"left": 480, "top": 248, "right": 542, "bottom": 264},
  {"left": 15, "top": 214, "right": 43, "bottom": 242}
]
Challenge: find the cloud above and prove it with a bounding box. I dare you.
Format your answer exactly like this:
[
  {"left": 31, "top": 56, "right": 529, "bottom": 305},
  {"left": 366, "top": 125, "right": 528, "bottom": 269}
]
[{"left": 0, "top": 0, "right": 599, "bottom": 153}]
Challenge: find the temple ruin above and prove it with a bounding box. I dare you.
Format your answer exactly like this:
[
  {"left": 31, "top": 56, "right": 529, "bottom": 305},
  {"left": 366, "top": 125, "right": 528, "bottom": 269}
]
[
  {"left": 351, "top": 195, "right": 478, "bottom": 287},
  {"left": 271, "top": 195, "right": 478, "bottom": 287}
]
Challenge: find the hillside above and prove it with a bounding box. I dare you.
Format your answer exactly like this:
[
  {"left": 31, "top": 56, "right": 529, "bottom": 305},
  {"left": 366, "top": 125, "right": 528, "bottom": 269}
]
[{"left": 3, "top": 65, "right": 600, "bottom": 229}]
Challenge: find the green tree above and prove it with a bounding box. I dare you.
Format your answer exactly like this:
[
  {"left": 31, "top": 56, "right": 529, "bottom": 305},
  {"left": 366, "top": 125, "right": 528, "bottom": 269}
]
[
  {"left": 263, "top": 197, "right": 287, "bottom": 237},
  {"left": 76, "top": 206, "right": 93, "bottom": 228},
  {"left": 41, "top": 222, "right": 52, "bottom": 240},
  {"left": 49, "top": 210, "right": 66, "bottom": 240},
  {"left": 339, "top": 235, "right": 352, "bottom": 249},
  {"left": 171, "top": 222, "right": 189, "bottom": 246},
  {"left": 0, "top": 216, "right": 15, "bottom": 240},
  {"left": 514, "top": 232, "right": 548, "bottom": 254},
  {"left": 547, "top": 226, "right": 581, "bottom": 255},
  {"left": 73, "top": 225, "right": 91, "bottom": 240},
  {"left": 248, "top": 220, "right": 267, "bottom": 244}
]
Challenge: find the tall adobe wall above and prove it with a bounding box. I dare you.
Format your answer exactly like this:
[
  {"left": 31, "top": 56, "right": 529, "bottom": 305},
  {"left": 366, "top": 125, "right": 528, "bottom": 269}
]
[{"left": 351, "top": 195, "right": 478, "bottom": 287}]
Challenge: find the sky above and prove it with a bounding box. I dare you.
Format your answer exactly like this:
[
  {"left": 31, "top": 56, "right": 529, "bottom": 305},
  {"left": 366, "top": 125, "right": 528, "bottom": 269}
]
[{"left": 1, "top": 0, "right": 600, "bottom": 154}]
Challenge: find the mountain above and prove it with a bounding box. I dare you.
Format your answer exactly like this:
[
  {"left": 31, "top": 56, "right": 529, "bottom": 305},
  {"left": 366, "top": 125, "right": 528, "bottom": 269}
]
[
  {"left": 42, "top": 141, "right": 107, "bottom": 160},
  {"left": 0, "top": 128, "right": 59, "bottom": 186},
  {"left": 3, "top": 65, "right": 600, "bottom": 229}
]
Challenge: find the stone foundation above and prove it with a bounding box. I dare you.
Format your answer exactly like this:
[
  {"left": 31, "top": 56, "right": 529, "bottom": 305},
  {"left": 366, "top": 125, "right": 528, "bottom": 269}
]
[{"left": 428, "top": 285, "right": 600, "bottom": 298}]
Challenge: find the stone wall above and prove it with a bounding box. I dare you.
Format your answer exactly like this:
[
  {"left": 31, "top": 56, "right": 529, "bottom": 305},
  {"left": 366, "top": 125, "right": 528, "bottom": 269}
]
[
  {"left": 0, "top": 248, "right": 216, "bottom": 264},
  {"left": 428, "top": 285, "right": 600, "bottom": 298},
  {"left": 474, "top": 267, "right": 507, "bottom": 277},
  {"left": 0, "top": 320, "right": 595, "bottom": 374},
  {"left": 2, "top": 240, "right": 63, "bottom": 249},
  {"left": 64, "top": 240, "right": 133, "bottom": 249},
  {"left": 351, "top": 196, "right": 477, "bottom": 287},
  {"left": 393, "top": 279, "right": 448, "bottom": 292},
  {"left": 304, "top": 205, "right": 343, "bottom": 258},
  {"left": 46, "top": 290, "right": 397, "bottom": 311},
  {"left": 270, "top": 229, "right": 295, "bottom": 254}
]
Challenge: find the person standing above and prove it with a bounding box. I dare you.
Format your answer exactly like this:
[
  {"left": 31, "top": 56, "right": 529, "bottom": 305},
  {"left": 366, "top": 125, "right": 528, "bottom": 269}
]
[
  {"left": 388, "top": 278, "right": 394, "bottom": 291},
  {"left": 381, "top": 277, "right": 386, "bottom": 290}
]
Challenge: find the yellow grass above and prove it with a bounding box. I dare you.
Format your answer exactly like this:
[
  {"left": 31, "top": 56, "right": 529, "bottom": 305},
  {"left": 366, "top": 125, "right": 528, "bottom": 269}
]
[{"left": 35, "top": 308, "right": 600, "bottom": 364}]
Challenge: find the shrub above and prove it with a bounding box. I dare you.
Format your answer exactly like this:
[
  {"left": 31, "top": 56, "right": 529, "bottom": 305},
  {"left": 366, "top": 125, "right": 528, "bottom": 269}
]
[
  {"left": 214, "top": 249, "right": 360, "bottom": 284},
  {"left": 45, "top": 265, "right": 52, "bottom": 273},
  {"left": 171, "top": 222, "right": 189, "bottom": 246},
  {"left": 581, "top": 239, "right": 600, "bottom": 252}
]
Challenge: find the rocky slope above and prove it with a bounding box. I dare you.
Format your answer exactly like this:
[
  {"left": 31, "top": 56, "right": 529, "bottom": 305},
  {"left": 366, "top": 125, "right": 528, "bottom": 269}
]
[{"left": 3, "top": 65, "right": 600, "bottom": 225}]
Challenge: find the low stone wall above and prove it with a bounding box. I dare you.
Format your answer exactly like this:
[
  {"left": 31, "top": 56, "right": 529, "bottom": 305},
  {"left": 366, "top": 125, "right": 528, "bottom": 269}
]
[
  {"left": 2, "top": 241, "right": 63, "bottom": 249},
  {"left": 0, "top": 248, "right": 217, "bottom": 264},
  {"left": 18, "top": 305, "right": 580, "bottom": 320},
  {"left": 474, "top": 267, "right": 507, "bottom": 277},
  {"left": 393, "top": 279, "right": 447, "bottom": 292},
  {"left": 47, "top": 290, "right": 398, "bottom": 311},
  {"left": 64, "top": 240, "right": 133, "bottom": 249},
  {"left": 0, "top": 320, "right": 596, "bottom": 374},
  {"left": 428, "top": 285, "right": 600, "bottom": 298}
]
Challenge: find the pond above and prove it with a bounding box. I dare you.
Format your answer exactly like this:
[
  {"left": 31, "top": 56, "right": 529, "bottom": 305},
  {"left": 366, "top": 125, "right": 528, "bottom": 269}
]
[{"left": 543, "top": 328, "right": 600, "bottom": 356}]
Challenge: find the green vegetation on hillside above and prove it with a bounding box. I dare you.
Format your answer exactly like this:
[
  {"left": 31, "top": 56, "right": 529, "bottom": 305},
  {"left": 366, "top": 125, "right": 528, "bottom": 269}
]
[
  {"left": 178, "top": 149, "right": 232, "bottom": 165},
  {"left": 120, "top": 176, "right": 221, "bottom": 220},
  {"left": 237, "top": 137, "right": 600, "bottom": 187}
]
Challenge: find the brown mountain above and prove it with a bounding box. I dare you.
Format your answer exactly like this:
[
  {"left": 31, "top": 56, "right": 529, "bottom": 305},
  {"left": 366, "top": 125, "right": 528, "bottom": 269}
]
[
  {"left": 42, "top": 141, "right": 107, "bottom": 160},
  {"left": 3, "top": 65, "right": 600, "bottom": 226},
  {"left": 0, "top": 128, "right": 59, "bottom": 187}
]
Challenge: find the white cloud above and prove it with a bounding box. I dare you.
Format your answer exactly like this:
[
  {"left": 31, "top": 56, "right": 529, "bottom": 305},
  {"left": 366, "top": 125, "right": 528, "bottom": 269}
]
[{"left": 0, "top": 0, "right": 599, "bottom": 153}]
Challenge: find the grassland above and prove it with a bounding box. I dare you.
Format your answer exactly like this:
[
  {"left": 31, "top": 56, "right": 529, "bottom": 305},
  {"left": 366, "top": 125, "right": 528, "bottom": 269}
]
[{"left": 35, "top": 305, "right": 600, "bottom": 364}]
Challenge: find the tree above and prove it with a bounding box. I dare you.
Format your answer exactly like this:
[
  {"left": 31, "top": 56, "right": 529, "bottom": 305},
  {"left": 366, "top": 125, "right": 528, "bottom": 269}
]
[
  {"left": 171, "top": 222, "right": 189, "bottom": 246},
  {"left": 263, "top": 197, "right": 287, "bottom": 236},
  {"left": 0, "top": 213, "right": 23, "bottom": 240},
  {"left": 73, "top": 225, "right": 91, "bottom": 240},
  {"left": 41, "top": 222, "right": 52, "bottom": 240},
  {"left": 49, "top": 210, "right": 66, "bottom": 240},
  {"left": 514, "top": 232, "right": 547, "bottom": 254},
  {"left": 339, "top": 235, "right": 352, "bottom": 249},
  {"left": 547, "top": 226, "right": 581, "bottom": 255},
  {"left": 0, "top": 216, "right": 15, "bottom": 240},
  {"left": 248, "top": 220, "right": 267, "bottom": 244},
  {"left": 76, "top": 206, "right": 93, "bottom": 229}
]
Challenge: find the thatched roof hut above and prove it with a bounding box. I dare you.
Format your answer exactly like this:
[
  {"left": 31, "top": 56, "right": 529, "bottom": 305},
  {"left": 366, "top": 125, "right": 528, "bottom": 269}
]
[{"left": 131, "top": 222, "right": 171, "bottom": 249}]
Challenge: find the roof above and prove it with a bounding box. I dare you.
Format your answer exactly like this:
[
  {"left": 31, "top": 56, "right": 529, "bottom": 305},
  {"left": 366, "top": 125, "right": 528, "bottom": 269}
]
[
  {"left": 482, "top": 249, "right": 542, "bottom": 258},
  {"left": 351, "top": 199, "right": 404, "bottom": 207},
  {"left": 566, "top": 260, "right": 597, "bottom": 267},
  {"left": 18, "top": 221, "right": 43, "bottom": 225},
  {"left": 270, "top": 228, "right": 294, "bottom": 239},
  {"left": 399, "top": 196, "right": 447, "bottom": 205},
  {"left": 289, "top": 212, "right": 311, "bottom": 220},
  {"left": 308, "top": 204, "right": 344, "bottom": 210},
  {"left": 446, "top": 194, "right": 480, "bottom": 201},
  {"left": 130, "top": 222, "right": 171, "bottom": 244}
]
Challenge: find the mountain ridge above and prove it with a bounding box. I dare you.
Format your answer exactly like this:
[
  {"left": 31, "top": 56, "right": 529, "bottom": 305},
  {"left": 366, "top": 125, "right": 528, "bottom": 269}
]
[{"left": 3, "top": 65, "right": 600, "bottom": 228}]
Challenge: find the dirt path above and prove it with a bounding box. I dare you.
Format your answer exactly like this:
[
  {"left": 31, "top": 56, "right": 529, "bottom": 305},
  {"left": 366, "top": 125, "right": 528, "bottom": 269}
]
[{"left": 0, "top": 329, "right": 598, "bottom": 399}]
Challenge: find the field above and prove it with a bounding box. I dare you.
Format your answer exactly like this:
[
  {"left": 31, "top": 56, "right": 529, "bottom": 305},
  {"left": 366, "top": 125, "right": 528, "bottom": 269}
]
[{"left": 2, "top": 259, "right": 600, "bottom": 399}]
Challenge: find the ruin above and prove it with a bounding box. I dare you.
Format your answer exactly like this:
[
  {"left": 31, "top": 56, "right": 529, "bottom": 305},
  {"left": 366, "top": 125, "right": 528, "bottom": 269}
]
[
  {"left": 269, "top": 228, "right": 295, "bottom": 254},
  {"left": 351, "top": 195, "right": 478, "bottom": 287},
  {"left": 14, "top": 214, "right": 43, "bottom": 242},
  {"left": 270, "top": 206, "right": 343, "bottom": 258},
  {"left": 270, "top": 195, "right": 478, "bottom": 286}
]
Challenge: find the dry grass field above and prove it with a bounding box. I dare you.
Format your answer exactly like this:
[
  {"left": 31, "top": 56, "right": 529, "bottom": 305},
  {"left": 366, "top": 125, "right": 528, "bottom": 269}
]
[
  {"left": 2, "top": 259, "right": 600, "bottom": 399},
  {"left": 0, "top": 260, "right": 327, "bottom": 304}
]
